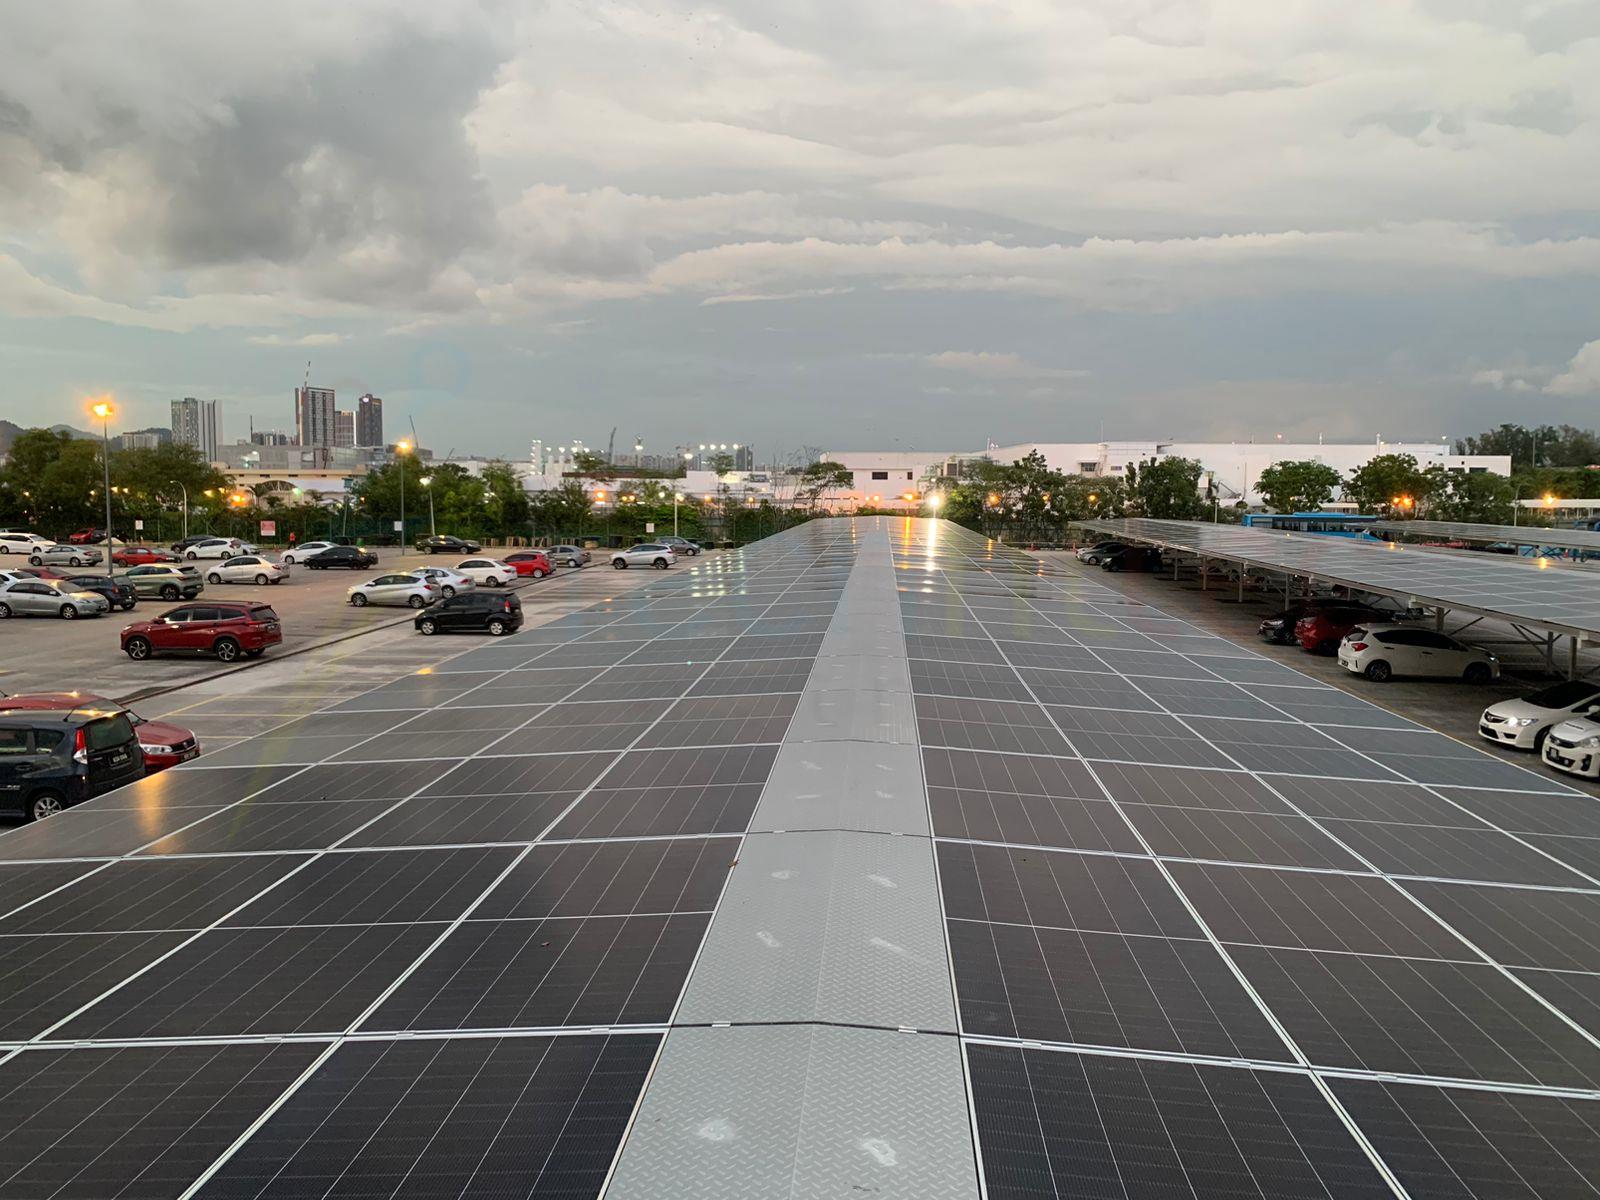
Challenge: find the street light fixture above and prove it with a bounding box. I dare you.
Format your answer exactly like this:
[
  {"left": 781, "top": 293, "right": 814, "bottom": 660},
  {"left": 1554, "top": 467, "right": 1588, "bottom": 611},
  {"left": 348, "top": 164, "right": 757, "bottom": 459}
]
[
  {"left": 90, "top": 397, "right": 114, "bottom": 576},
  {"left": 169, "top": 480, "right": 189, "bottom": 543},
  {"left": 420, "top": 476, "right": 435, "bottom": 537},
  {"left": 395, "top": 440, "right": 412, "bottom": 549}
]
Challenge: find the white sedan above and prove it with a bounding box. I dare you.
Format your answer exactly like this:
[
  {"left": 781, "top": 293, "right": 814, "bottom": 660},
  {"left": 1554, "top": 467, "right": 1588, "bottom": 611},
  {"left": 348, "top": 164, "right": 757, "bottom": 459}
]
[
  {"left": 183, "top": 537, "right": 248, "bottom": 560},
  {"left": 348, "top": 573, "right": 440, "bottom": 608},
  {"left": 28, "top": 544, "right": 103, "bottom": 567},
  {"left": 410, "top": 566, "right": 474, "bottom": 598},
  {"left": 1542, "top": 716, "right": 1600, "bottom": 779},
  {"left": 1479, "top": 681, "right": 1600, "bottom": 752},
  {"left": 0, "top": 532, "right": 54, "bottom": 555},
  {"left": 454, "top": 558, "right": 515, "bottom": 587},
  {"left": 281, "top": 541, "right": 338, "bottom": 565},
  {"left": 203, "top": 555, "right": 287, "bottom": 585},
  {"left": 611, "top": 543, "right": 676, "bottom": 570},
  {"left": 1338, "top": 624, "right": 1499, "bottom": 683}
]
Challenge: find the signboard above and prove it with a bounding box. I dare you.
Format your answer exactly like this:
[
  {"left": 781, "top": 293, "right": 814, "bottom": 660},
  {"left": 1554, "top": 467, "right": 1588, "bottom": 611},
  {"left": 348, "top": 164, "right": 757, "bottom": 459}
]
[
  {"left": 260, "top": 520, "right": 276, "bottom": 537},
  {"left": 133, "top": 519, "right": 144, "bottom": 531},
  {"left": 645, "top": 522, "right": 655, "bottom": 533},
  {"left": 393, "top": 520, "right": 404, "bottom": 532}
]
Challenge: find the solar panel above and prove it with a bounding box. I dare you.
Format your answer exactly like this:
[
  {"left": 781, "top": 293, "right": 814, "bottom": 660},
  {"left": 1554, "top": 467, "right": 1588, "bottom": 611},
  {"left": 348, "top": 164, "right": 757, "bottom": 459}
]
[
  {"left": 1372, "top": 518, "right": 1600, "bottom": 554},
  {"left": 4, "top": 515, "right": 1600, "bottom": 1197}
]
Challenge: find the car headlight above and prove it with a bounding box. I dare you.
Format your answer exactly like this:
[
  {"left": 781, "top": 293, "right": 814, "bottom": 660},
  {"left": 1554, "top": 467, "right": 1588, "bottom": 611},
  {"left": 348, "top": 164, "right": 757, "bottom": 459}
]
[
  {"left": 1581, "top": 735, "right": 1600, "bottom": 749},
  {"left": 1505, "top": 717, "right": 1536, "bottom": 728},
  {"left": 140, "top": 744, "right": 173, "bottom": 755}
]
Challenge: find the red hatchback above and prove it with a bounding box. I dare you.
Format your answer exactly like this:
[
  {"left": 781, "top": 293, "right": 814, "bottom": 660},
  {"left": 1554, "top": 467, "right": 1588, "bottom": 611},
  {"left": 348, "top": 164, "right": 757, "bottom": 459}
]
[
  {"left": 503, "top": 550, "right": 552, "bottom": 578},
  {"left": 0, "top": 691, "right": 200, "bottom": 771},
  {"left": 122, "top": 601, "right": 283, "bottom": 663},
  {"left": 114, "top": 545, "right": 179, "bottom": 567},
  {"left": 1294, "top": 606, "right": 1383, "bottom": 655}
]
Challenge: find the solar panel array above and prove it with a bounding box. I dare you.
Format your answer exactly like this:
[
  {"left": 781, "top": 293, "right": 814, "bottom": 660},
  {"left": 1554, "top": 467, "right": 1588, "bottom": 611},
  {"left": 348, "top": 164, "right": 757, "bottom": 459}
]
[
  {"left": 1084, "top": 516, "right": 1600, "bottom": 637},
  {"left": 1371, "top": 519, "right": 1600, "bottom": 554},
  {"left": 3, "top": 516, "right": 1600, "bottom": 1199}
]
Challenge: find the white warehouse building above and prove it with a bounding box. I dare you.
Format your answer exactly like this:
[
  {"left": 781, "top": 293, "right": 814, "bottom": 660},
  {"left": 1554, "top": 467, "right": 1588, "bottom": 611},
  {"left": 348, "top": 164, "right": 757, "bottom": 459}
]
[{"left": 824, "top": 442, "right": 1511, "bottom": 509}]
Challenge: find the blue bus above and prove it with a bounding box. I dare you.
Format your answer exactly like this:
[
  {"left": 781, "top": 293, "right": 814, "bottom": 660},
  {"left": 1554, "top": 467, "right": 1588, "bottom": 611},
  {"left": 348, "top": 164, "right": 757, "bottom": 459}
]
[{"left": 1241, "top": 512, "right": 1381, "bottom": 538}]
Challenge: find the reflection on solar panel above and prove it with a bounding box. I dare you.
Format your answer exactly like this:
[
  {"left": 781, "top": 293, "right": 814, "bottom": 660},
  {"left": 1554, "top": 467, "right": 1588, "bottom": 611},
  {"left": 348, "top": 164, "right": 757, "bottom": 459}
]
[
  {"left": 1372, "top": 518, "right": 1600, "bottom": 553},
  {"left": 3, "top": 516, "right": 1600, "bottom": 1198},
  {"left": 1085, "top": 516, "right": 1600, "bottom": 636}
]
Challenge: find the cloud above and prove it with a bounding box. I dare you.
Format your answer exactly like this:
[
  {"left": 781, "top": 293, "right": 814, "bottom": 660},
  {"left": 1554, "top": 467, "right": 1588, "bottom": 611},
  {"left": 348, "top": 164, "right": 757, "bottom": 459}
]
[
  {"left": 1470, "top": 368, "right": 1535, "bottom": 393},
  {"left": 247, "top": 332, "right": 348, "bottom": 347},
  {"left": 925, "top": 351, "right": 1087, "bottom": 381},
  {"left": 1546, "top": 339, "right": 1600, "bottom": 396}
]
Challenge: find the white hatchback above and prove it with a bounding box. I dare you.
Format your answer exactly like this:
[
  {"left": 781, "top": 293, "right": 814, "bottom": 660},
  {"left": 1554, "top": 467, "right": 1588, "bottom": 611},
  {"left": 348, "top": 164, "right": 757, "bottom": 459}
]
[
  {"left": 409, "top": 567, "right": 475, "bottom": 597},
  {"left": 281, "top": 541, "right": 338, "bottom": 565},
  {"left": 1542, "top": 716, "right": 1600, "bottom": 779},
  {"left": 203, "top": 555, "right": 287, "bottom": 585},
  {"left": 1480, "top": 681, "right": 1600, "bottom": 752},
  {"left": 183, "top": 537, "right": 246, "bottom": 560},
  {"left": 0, "top": 532, "right": 53, "bottom": 555},
  {"left": 453, "top": 558, "right": 515, "bottom": 587},
  {"left": 349, "top": 573, "right": 439, "bottom": 608},
  {"left": 1338, "top": 624, "right": 1499, "bottom": 684}
]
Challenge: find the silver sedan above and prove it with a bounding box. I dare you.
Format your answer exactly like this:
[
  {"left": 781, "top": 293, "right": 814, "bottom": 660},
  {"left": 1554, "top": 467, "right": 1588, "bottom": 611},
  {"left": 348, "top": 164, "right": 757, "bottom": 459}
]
[
  {"left": 0, "top": 578, "right": 110, "bottom": 619},
  {"left": 28, "top": 544, "right": 103, "bottom": 567}
]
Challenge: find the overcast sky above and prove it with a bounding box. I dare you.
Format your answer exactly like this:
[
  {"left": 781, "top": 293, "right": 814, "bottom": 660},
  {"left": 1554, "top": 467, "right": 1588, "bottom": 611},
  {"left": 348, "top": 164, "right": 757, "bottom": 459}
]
[{"left": 4, "top": 1, "right": 1600, "bottom": 459}]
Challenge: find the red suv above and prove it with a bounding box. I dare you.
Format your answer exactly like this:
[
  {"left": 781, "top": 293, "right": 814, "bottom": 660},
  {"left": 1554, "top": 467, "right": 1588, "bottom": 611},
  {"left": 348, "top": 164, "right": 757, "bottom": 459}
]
[
  {"left": 502, "top": 550, "right": 552, "bottom": 578},
  {"left": 122, "top": 601, "right": 283, "bottom": 663},
  {"left": 1295, "top": 606, "right": 1384, "bottom": 655},
  {"left": 0, "top": 691, "right": 200, "bottom": 771}
]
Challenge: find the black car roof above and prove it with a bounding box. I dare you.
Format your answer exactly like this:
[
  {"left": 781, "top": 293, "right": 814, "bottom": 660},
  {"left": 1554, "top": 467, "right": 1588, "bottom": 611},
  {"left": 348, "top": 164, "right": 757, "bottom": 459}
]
[{"left": 0, "top": 707, "right": 127, "bottom": 727}]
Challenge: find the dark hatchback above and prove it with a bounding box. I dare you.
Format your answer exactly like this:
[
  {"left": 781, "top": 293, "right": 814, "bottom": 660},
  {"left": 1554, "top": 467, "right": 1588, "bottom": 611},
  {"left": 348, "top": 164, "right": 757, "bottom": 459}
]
[
  {"left": 0, "top": 707, "right": 145, "bottom": 821},
  {"left": 305, "top": 545, "right": 379, "bottom": 570},
  {"left": 415, "top": 591, "right": 523, "bottom": 637},
  {"left": 416, "top": 534, "right": 482, "bottom": 554},
  {"left": 63, "top": 573, "right": 139, "bottom": 612}
]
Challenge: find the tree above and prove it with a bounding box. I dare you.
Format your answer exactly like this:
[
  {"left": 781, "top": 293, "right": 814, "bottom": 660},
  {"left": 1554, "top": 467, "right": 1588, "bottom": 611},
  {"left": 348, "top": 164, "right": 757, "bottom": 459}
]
[
  {"left": 707, "top": 451, "right": 737, "bottom": 476},
  {"left": 480, "top": 461, "right": 531, "bottom": 536},
  {"left": 797, "top": 460, "right": 853, "bottom": 511},
  {"left": 572, "top": 450, "right": 612, "bottom": 478},
  {"left": 1128, "top": 457, "right": 1205, "bottom": 519},
  {"left": 1424, "top": 468, "right": 1516, "bottom": 523},
  {"left": 527, "top": 482, "right": 594, "bottom": 539},
  {"left": 1342, "top": 453, "right": 1435, "bottom": 515},
  {"left": 1255, "top": 460, "right": 1342, "bottom": 514}
]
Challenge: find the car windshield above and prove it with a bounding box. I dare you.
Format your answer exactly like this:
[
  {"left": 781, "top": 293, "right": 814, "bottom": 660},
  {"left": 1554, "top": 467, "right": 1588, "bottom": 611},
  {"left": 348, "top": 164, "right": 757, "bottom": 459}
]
[{"left": 1526, "top": 681, "right": 1600, "bottom": 708}]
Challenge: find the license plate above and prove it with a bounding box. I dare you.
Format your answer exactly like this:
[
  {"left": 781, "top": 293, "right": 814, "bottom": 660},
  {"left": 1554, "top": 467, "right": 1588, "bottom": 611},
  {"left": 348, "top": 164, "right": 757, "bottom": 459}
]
[
  {"left": 1549, "top": 752, "right": 1574, "bottom": 767},
  {"left": 110, "top": 752, "right": 129, "bottom": 765}
]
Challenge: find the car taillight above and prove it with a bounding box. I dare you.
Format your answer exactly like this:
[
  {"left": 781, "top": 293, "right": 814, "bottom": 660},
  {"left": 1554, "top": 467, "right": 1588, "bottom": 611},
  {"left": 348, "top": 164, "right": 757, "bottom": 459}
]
[
  {"left": 1349, "top": 641, "right": 1368, "bottom": 651},
  {"left": 502, "top": 601, "right": 513, "bottom": 611},
  {"left": 73, "top": 727, "right": 89, "bottom": 765}
]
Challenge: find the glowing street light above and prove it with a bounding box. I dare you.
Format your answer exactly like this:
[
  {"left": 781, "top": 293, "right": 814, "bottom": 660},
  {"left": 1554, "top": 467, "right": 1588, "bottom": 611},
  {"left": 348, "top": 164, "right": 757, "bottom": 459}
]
[
  {"left": 420, "top": 475, "right": 436, "bottom": 537},
  {"left": 90, "top": 396, "right": 115, "bottom": 575},
  {"left": 395, "top": 439, "right": 412, "bottom": 546}
]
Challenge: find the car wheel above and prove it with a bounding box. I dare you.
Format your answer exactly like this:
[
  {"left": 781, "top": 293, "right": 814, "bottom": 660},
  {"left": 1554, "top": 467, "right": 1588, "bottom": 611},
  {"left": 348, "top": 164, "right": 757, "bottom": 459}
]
[
  {"left": 125, "top": 635, "right": 152, "bottom": 660},
  {"left": 441, "top": 585, "right": 456, "bottom": 598},
  {"left": 68, "top": 556, "right": 81, "bottom": 567},
  {"left": 220, "top": 550, "right": 232, "bottom": 559},
  {"left": 531, "top": 568, "right": 545, "bottom": 579},
  {"left": 160, "top": 585, "right": 179, "bottom": 600},
  {"left": 1534, "top": 727, "right": 1551, "bottom": 754},
  {"left": 488, "top": 618, "right": 509, "bottom": 636},
  {"left": 1463, "top": 662, "right": 1492, "bottom": 684},
  {"left": 613, "top": 559, "right": 627, "bottom": 569},
  {"left": 351, "top": 593, "right": 368, "bottom": 606},
  {"left": 214, "top": 637, "right": 241, "bottom": 662},
  {"left": 27, "top": 791, "right": 65, "bottom": 822},
  {"left": 567, "top": 558, "right": 579, "bottom": 568},
  {"left": 419, "top": 618, "right": 438, "bottom": 635},
  {"left": 186, "top": 550, "right": 198, "bottom": 560},
  {"left": 28, "top": 555, "right": 41, "bottom": 566},
  {"left": 207, "top": 572, "right": 222, "bottom": 583},
  {"left": 282, "top": 555, "right": 294, "bottom": 565},
  {"left": 255, "top": 573, "right": 269, "bottom": 585},
  {"left": 407, "top": 594, "right": 426, "bottom": 608},
  {"left": 653, "top": 558, "right": 668, "bottom": 569},
  {"left": 60, "top": 604, "right": 78, "bottom": 620},
  {"left": 1315, "top": 639, "right": 1336, "bottom": 656},
  {"left": 1364, "top": 660, "right": 1393, "bottom": 682},
  {"left": 0, "top": 602, "right": 11, "bottom": 618},
  {"left": 123, "top": 600, "right": 137, "bottom": 611}
]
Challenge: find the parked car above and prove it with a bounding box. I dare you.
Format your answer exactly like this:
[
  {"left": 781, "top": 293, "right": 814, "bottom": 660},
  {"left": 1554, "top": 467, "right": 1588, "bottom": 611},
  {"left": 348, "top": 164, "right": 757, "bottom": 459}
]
[
  {"left": 64, "top": 527, "right": 106, "bottom": 545},
  {"left": 0, "top": 691, "right": 199, "bottom": 772},
  {"left": 546, "top": 544, "right": 591, "bottom": 568},
  {"left": 204, "top": 555, "right": 287, "bottom": 585},
  {"left": 502, "top": 550, "right": 552, "bottom": 578},
  {"left": 417, "top": 534, "right": 482, "bottom": 555},
  {"left": 1541, "top": 716, "right": 1600, "bottom": 780},
  {"left": 453, "top": 557, "right": 516, "bottom": 587},
  {"left": 1295, "top": 606, "right": 1390, "bottom": 655},
  {"left": 657, "top": 536, "right": 701, "bottom": 556},
  {"left": 409, "top": 566, "right": 474, "bottom": 598},
  {"left": 0, "top": 531, "right": 54, "bottom": 555},
  {"left": 0, "top": 578, "right": 109, "bottom": 619},
  {"left": 280, "top": 540, "right": 338, "bottom": 565},
  {"left": 0, "top": 706, "right": 145, "bottom": 821},
  {"left": 1077, "top": 541, "right": 1127, "bottom": 565},
  {"left": 1480, "top": 681, "right": 1600, "bottom": 753},
  {"left": 62, "top": 574, "right": 138, "bottom": 612},
  {"left": 1099, "top": 546, "right": 1163, "bottom": 573},
  {"left": 415, "top": 591, "right": 522, "bottom": 637},
  {"left": 170, "top": 535, "right": 216, "bottom": 555},
  {"left": 120, "top": 564, "right": 204, "bottom": 601},
  {"left": 1337, "top": 624, "right": 1499, "bottom": 683},
  {"left": 304, "top": 546, "right": 379, "bottom": 570},
  {"left": 28, "top": 543, "right": 103, "bottom": 568},
  {"left": 611, "top": 544, "right": 675, "bottom": 570},
  {"left": 121, "top": 601, "right": 283, "bottom": 662},
  {"left": 113, "top": 545, "right": 180, "bottom": 566},
  {"left": 1259, "top": 600, "right": 1381, "bottom": 646},
  {"left": 349, "top": 574, "right": 439, "bottom": 608},
  {"left": 11, "top": 566, "right": 68, "bottom": 581},
  {"left": 182, "top": 537, "right": 247, "bottom": 560}
]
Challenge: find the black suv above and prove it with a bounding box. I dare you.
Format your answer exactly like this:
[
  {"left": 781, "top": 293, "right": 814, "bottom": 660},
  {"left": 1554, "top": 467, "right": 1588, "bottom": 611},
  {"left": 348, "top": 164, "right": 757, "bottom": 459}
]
[
  {"left": 0, "top": 707, "right": 145, "bottom": 821},
  {"left": 63, "top": 573, "right": 138, "bottom": 612},
  {"left": 304, "top": 546, "right": 379, "bottom": 570},
  {"left": 415, "top": 591, "right": 523, "bottom": 637},
  {"left": 416, "top": 534, "right": 482, "bottom": 554}
]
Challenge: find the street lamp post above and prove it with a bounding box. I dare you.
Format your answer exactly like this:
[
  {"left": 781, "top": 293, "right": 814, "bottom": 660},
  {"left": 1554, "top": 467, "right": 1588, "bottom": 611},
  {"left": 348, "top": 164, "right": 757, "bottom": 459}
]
[
  {"left": 421, "top": 476, "right": 435, "bottom": 537},
  {"left": 673, "top": 492, "right": 683, "bottom": 537},
  {"left": 169, "top": 480, "right": 188, "bottom": 544},
  {"left": 396, "top": 440, "right": 411, "bottom": 553},
  {"left": 92, "top": 398, "right": 114, "bottom": 575}
]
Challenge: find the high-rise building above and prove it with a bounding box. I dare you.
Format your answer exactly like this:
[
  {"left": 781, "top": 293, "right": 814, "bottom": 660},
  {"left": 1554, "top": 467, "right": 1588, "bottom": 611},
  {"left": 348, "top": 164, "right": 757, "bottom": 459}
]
[
  {"left": 250, "top": 429, "right": 292, "bottom": 446},
  {"left": 118, "top": 430, "right": 167, "bottom": 451},
  {"left": 334, "top": 410, "right": 355, "bottom": 448},
  {"left": 294, "top": 386, "right": 336, "bottom": 448},
  {"left": 355, "top": 393, "right": 384, "bottom": 447},
  {"left": 170, "top": 398, "right": 221, "bottom": 461}
]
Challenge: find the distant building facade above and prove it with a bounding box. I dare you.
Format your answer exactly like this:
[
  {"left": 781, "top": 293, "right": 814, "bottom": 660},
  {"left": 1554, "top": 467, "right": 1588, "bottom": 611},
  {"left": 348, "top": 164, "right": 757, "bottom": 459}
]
[
  {"left": 294, "top": 386, "right": 336, "bottom": 448},
  {"left": 355, "top": 394, "right": 383, "bottom": 447},
  {"left": 334, "top": 410, "right": 355, "bottom": 449},
  {"left": 170, "top": 398, "right": 220, "bottom": 461},
  {"left": 118, "top": 429, "right": 168, "bottom": 451}
]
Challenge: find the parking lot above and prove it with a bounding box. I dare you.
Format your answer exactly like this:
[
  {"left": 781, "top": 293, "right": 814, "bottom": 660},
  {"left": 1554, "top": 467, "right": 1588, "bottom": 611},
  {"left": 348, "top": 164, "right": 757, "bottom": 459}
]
[{"left": 1036, "top": 548, "right": 1600, "bottom": 797}]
